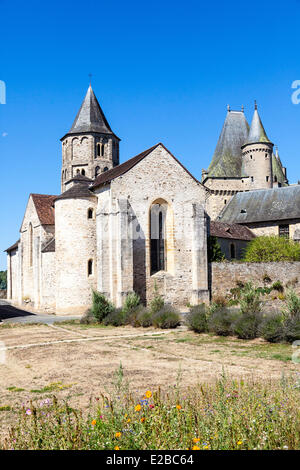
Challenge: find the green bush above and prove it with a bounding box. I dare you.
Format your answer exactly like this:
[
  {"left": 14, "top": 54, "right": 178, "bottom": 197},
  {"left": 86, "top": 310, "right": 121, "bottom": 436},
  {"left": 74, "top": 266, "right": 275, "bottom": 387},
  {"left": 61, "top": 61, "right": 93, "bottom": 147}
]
[
  {"left": 149, "top": 293, "right": 164, "bottom": 314},
  {"left": 122, "top": 292, "right": 141, "bottom": 315},
  {"left": 102, "top": 308, "right": 126, "bottom": 327},
  {"left": 207, "top": 236, "right": 225, "bottom": 262},
  {"left": 208, "top": 308, "right": 239, "bottom": 336},
  {"left": 233, "top": 312, "right": 261, "bottom": 340},
  {"left": 80, "top": 309, "right": 97, "bottom": 325},
  {"left": 152, "top": 305, "right": 181, "bottom": 329},
  {"left": 243, "top": 235, "right": 300, "bottom": 262},
  {"left": 259, "top": 313, "right": 284, "bottom": 343},
  {"left": 271, "top": 281, "right": 284, "bottom": 293},
  {"left": 239, "top": 282, "right": 262, "bottom": 314},
  {"left": 186, "top": 304, "right": 208, "bottom": 333},
  {"left": 283, "top": 314, "right": 300, "bottom": 343},
  {"left": 282, "top": 289, "right": 300, "bottom": 317},
  {"left": 90, "top": 291, "right": 114, "bottom": 323},
  {"left": 133, "top": 307, "right": 153, "bottom": 328}
]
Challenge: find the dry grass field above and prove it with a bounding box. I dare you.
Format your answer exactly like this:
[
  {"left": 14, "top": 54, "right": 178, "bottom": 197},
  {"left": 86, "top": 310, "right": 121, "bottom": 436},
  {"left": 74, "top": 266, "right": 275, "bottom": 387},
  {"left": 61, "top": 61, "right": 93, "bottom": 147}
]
[{"left": 0, "top": 321, "right": 298, "bottom": 439}]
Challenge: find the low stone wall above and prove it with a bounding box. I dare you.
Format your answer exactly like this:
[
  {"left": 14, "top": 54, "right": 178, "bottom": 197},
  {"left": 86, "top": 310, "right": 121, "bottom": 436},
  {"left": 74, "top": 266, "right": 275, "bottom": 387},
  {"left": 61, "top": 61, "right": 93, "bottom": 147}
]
[
  {"left": 211, "top": 262, "right": 300, "bottom": 297},
  {"left": 0, "top": 290, "right": 7, "bottom": 299}
]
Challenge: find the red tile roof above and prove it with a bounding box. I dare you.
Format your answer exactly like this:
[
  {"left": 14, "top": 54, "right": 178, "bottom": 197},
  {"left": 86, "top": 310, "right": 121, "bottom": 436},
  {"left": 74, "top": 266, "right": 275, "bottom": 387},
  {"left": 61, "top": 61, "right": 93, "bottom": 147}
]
[
  {"left": 210, "top": 221, "right": 255, "bottom": 241},
  {"left": 91, "top": 143, "right": 201, "bottom": 189},
  {"left": 31, "top": 194, "right": 56, "bottom": 225}
]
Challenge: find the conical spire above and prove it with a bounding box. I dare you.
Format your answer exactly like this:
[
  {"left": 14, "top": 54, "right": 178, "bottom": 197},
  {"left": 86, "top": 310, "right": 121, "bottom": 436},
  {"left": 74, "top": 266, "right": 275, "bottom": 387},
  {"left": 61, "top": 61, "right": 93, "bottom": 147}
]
[
  {"left": 67, "top": 85, "right": 115, "bottom": 135},
  {"left": 246, "top": 102, "right": 271, "bottom": 144}
]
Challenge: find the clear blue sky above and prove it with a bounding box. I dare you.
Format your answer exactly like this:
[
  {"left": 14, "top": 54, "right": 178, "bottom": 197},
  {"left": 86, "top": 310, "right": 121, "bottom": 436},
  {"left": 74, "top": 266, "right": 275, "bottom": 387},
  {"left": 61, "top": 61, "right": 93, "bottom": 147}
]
[{"left": 1, "top": 0, "right": 300, "bottom": 269}]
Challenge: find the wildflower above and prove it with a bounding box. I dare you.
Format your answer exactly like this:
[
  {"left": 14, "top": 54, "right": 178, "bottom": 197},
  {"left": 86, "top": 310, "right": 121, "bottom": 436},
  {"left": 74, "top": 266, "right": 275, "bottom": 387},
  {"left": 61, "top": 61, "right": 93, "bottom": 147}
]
[
  {"left": 149, "top": 404, "right": 154, "bottom": 409},
  {"left": 193, "top": 438, "right": 200, "bottom": 443},
  {"left": 114, "top": 446, "right": 120, "bottom": 450},
  {"left": 192, "top": 445, "right": 200, "bottom": 450},
  {"left": 203, "top": 445, "right": 209, "bottom": 450},
  {"left": 135, "top": 404, "right": 142, "bottom": 412},
  {"left": 115, "top": 432, "right": 122, "bottom": 438},
  {"left": 176, "top": 404, "right": 182, "bottom": 410},
  {"left": 237, "top": 441, "right": 243, "bottom": 445},
  {"left": 127, "top": 418, "right": 131, "bottom": 423},
  {"left": 141, "top": 417, "right": 145, "bottom": 423},
  {"left": 25, "top": 409, "right": 32, "bottom": 416},
  {"left": 91, "top": 419, "right": 97, "bottom": 426},
  {"left": 145, "top": 390, "right": 152, "bottom": 398}
]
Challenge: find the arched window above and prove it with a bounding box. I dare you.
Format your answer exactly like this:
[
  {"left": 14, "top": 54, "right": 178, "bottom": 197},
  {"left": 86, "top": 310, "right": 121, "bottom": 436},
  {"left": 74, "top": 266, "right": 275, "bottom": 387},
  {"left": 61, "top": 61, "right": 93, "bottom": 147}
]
[
  {"left": 150, "top": 203, "right": 166, "bottom": 274},
  {"left": 28, "top": 223, "right": 33, "bottom": 267},
  {"left": 81, "top": 169, "right": 85, "bottom": 176},
  {"left": 95, "top": 166, "right": 100, "bottom": 177},
  {"left": 103, "top": 167, "right": 108, "bottom": 172},
  {"left": 97, "top": 143, "right": 101, "bottom": 157},
  {"left": 88, "top": 208, "right": 93, "bottom": 219},
  {"left": 88, "top": 259, "right": 93, "bottom": 276},
  {"left": 230, "top": 243, "right": 236, "bottom": 260},
  {"left": 274, "top": 175, "right": 278, "bottom": 183},
  {"left": 101, "top": 144, "right": 105, "bottom": 157}
]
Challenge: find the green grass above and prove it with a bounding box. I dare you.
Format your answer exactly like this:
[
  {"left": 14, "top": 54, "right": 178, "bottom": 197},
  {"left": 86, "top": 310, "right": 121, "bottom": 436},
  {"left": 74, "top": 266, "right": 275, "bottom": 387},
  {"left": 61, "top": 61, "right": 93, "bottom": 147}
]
[
  {"left": 2, "top": 368, "right": 300, "bottom": 450},
  {"left": 0, "top": 406, "right": 12, "bottom": 411},
  {"left": 7, "top": 387, "right": 25, "bottom": 392},
  {"left": 30, "top": 382, "right": 74, "bottom": 394}
]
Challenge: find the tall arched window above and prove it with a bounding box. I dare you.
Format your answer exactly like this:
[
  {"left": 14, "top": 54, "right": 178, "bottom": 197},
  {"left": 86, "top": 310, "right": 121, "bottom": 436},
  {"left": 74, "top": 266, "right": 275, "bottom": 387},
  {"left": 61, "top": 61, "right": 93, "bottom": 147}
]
[
  {"left": 95, "top": 166, "right": 100, "bottom": 177},
  {"left": 87, "top": 208, "right": 93, "bottom": 219},
  {"left": 230, "top": 243, "right": 236, "bottom": 260},
  {"left": 150, "top": 202, "right": 166, "bottom": 274},
  {"left": 81, "top": 169, "right": 85, "bottom": 176},
  {"left": 88, "top": 259, "right": 93, "bottom": 276},
  {"left": 101, "top": 144, "right": 105, "bottom": 157},
  {"left": 97, "top": 143, "right": 101, "bottom": 157},
  {"left": 28, "top": 223, "right": 33, "bottom": 267}
]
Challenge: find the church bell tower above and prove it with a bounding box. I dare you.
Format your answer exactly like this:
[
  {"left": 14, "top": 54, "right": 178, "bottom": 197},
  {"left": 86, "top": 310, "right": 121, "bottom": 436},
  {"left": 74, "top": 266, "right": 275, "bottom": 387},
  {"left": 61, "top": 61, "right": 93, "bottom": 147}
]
[{"left": 60, "top": 85, "right": 120, "bottom": 192}]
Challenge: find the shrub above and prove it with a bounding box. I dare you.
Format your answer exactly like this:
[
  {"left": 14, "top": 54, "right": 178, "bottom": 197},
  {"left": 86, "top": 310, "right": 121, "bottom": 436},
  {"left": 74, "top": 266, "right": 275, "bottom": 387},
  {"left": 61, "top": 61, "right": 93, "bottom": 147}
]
[
  {"left": 186, "top": 304, "right": 208, "bottom": 333},
  {"left": 80, "top": 309, "right": 97, "bottom": 325},
  {"left": 262, "top": 273, "right": 272, "bottom": 284},
  {"left": 90, "top": 291, "right": 114, "bottom": 323},
  {"left": 134, "top": 307, "right": 153, "bottom": 328},
  {"left": 122, "top": 292, "right": 141, "bottom": 315},
  {"left": 258, "top": 313, "right": 284, "bottom": 343},
  {"left": 207, "top": 236, "right": 225, "bottom": 262},
  {"left": 152, "top": 305, "right": 181, "bottom": 329},
  {"left": 102, "top": 308, "right": 126, "bottom": 327},
  {"left": 271, "top": 281, "right": 284, "bottom": 293},
  {"left": 282, "top": 289, "right": 300, "bottom": 318},
  {"left": 149, "top": 293, "right": 164, "bottom": 314},
  {"left": 233, "top": 312, "right": 261, "bottom": 340},
  {"left": 208, "top": 308, "right": 239, "bottom": 336},
  {"left": 243, "top": 235, "right": 300, "bottom": 262},
  {"left": 239, "top": 282, "right": 262, "bottom": 314},
  {"left": 283, "top": 313, "right": 300, "bottom": 343}
]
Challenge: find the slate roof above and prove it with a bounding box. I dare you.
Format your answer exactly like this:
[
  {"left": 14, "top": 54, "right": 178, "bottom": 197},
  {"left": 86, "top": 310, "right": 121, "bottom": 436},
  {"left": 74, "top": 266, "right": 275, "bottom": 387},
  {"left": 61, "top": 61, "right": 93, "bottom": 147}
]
[
  {"left": 245, "top": 106, "right": 271, "bottom": 145},
  {"left": 31, "top": 194, "right": 56, "bottom": 225},
  {"left": 63, "top": 85, "right": 119, "bottom": 139},
  {"left": 65, "top": 173, "right": 93, "bottom": 185},
  {"left": 210, "top": 221, "right": 255, "bottom": 241},
  {"left": 218, "top": 185, "right": 300, "bottom": 224},
  {"left": 5, "top": 240, "right": 20, "bottom": 252},
  {"left": 91, "top": 143, "right": 201, "bottom": 189},
  {"left": 41, "top": 238, "right": 55, "bottom": 253},
  {"left": 272, "top": 151, "right": 288, "bottom": 186},
  {"left": 55, "top": 182, "right": 96, "bottom": 201},
  {"left": 207, "top": 110, "right": 249, "bottom": 178}
]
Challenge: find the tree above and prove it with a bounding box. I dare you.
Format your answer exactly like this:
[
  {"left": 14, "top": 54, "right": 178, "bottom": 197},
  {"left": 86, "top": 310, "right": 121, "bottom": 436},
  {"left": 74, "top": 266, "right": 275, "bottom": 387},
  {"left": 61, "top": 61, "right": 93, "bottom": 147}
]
[
  {"left": 0, "top": 271, "right": 7, "bottom": 290},
  {"left": 243, "top": 235, "right": 300, "bottom": 262},
  {"left": 208, "top": 236, "right": 225, "bottom": 262}
]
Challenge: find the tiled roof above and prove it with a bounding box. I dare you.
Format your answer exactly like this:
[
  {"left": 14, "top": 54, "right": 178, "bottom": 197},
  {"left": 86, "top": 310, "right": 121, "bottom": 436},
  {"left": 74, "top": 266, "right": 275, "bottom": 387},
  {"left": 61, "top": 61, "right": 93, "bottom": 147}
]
[
  {"left": 91, "top": 143, "right": 201, "bottom": 189},
  {"left": 210, "top": 221, "right": 255, "bottom": 241},
  {"left": 218, "top": 185, "right": 300, "bottom": 224},
  {"left": 55, "top": 182, "right": 96, "bottom": 201},
  {"left": 245, "top": 106, "right": 271, "bottom": 145},
  {"left": 31, "top": 194, "right": 56, "bottom": 225},
  {"left": 5, "top": 240, "right": 20, "bottom": 252},
  {"left": 65, "top": 174, "right": 93, "bottom": 185}
]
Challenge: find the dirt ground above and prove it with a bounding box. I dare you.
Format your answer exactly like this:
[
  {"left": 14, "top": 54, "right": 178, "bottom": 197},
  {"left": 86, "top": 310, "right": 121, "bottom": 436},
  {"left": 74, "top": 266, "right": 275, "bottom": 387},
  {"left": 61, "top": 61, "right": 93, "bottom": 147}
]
[{"left": 0, "top": 322, "right": 298, "bottom": 436}]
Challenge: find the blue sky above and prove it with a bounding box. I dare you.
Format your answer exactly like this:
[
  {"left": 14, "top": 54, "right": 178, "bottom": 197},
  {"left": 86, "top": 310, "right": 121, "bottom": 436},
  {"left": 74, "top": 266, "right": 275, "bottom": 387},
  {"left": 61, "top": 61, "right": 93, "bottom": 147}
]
[{"left": 1, "top": 0, "right": 300, "bottom": 269}]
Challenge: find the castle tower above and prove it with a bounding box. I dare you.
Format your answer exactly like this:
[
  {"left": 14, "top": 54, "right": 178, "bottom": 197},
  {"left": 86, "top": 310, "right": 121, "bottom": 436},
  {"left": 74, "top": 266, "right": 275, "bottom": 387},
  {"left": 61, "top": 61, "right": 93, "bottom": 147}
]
[
  {"left": 241, "top": 102, "right": 274, "bottom": 189},
  {"left": 60, "top": 85, "right": 120, "bottom": 192}
]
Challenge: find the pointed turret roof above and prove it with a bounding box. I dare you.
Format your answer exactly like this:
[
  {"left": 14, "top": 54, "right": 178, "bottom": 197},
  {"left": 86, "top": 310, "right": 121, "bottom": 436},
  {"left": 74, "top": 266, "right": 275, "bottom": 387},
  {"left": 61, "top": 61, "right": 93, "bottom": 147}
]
[
  {"left": 246, "top": 103, "right": 271, "bottom": 144},
  {"left": 63, "top": 85, "right": 119, "bottom": 139},
  {"left": 207, "top": 109, "right": 249, "bottom": 178}
]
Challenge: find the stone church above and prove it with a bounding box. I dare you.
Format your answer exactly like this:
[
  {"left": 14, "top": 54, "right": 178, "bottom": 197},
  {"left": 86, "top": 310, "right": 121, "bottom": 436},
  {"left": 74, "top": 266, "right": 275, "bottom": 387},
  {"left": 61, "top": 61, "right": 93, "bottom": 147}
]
[{"left": 6, "top": 87, "right": 297, "bottom": 313}]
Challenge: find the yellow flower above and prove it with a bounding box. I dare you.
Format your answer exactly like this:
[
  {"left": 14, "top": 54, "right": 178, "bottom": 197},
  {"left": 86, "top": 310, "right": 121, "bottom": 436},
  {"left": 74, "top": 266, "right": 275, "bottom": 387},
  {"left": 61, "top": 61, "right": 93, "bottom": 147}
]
[
  {"left": 127, "top": 418, "right": 131, "bottom": 423},
  {"left": 114, "top": 446, "right": 120, "bottom": 450},
  {"left": 237, "top": 440, "right": 243, "bottom": 445},
  {"left": 91, "top": 419, "right": 96, "bottom": 426},
  {"left": 125, "top": 413, "right": 128, "bottom": 418},
  {"left": 145, "top": 390, "right": 152, "bottom": 398},
  {"left": 141, "top": 417, "right": 145, "bottom": 423},
  {"left": 135, "top": 404, "right": 142, "bottom": 412},
  {"left": 193, "top": 438, "right": 200, "bottom": 443},
  {"left": 115, "top": 432, "right": 122, "bottom": 438},
  {"left": 192, "top": 445, "right": 200, "bottom": 450},
  {"left": 176, "top": 404, "right": 182, "bottom": 410},
  {"left": 203, "top": 445, "right": 209, "bottom": 450}
]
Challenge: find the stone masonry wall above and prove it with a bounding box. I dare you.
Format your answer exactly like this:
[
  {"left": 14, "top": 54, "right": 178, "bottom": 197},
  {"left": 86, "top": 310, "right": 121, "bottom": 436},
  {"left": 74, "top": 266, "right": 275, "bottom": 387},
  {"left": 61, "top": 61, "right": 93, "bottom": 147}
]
[{"left": 212, "top": 261, "right": 300, "bottom": 297}]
